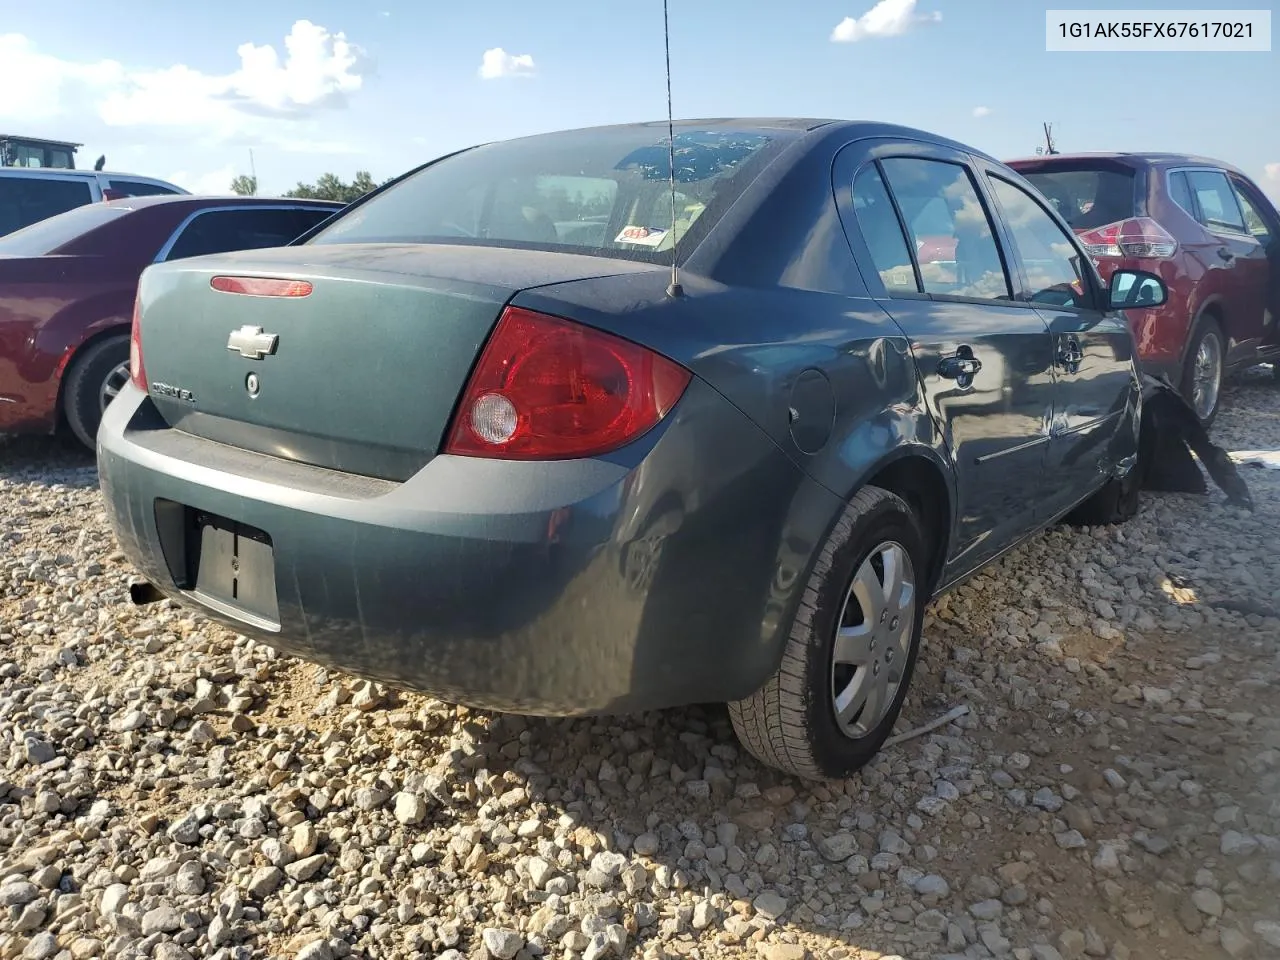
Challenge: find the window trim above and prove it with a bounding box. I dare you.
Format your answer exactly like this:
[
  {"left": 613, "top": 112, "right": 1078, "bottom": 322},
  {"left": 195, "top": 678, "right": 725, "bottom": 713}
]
[
  {"left": 1224, "top": 174, "right": 1277, "bottom": 242},
  {"left": 1165, "top": 165, "right": 1252, "bottom": 238},
  {"left": 985, "top": 171, "right": 1105, "bottom": 315},
  {"left": 874, "top": 154, "right": 1019, "bottom": 308},
  {"left": 154, "top": 204, "right": 343, "bottom": 262},
  {"left": 850, "top": 160, "right": 927, "bottom": 298}
]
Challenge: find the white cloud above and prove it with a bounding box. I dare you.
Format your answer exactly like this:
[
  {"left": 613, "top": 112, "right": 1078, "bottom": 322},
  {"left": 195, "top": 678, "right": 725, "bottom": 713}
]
[
  {"left": 167, "top": 165, "right": 239, "bottom": 195},
  {"left": 1264, "top": 163, "right": 1280, "bottom": 200},
  {"left": 972, "top": 106, "right": 992, "bottom": 118},
  {"left": 831, "top": 0, "right": 942, "bottom": 42},
  {"left": 478, "top": 47, "right": 536, "bottom": 80},
  {"left": 0, "top": 21, "right": 368, "bottom": 149}
]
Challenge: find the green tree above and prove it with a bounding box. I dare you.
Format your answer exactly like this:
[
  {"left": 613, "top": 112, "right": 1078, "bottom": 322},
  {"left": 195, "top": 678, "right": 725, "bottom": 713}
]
[
  {"left": 284, "top": 170, "right": 382, "bottom": 203},
  {"left": 230, "top": 174, "right": 257, "bottom": 196}
]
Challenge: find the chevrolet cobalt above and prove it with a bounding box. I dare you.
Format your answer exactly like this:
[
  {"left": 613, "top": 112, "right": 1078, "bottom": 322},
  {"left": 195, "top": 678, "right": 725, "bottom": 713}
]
[{"left": 98, "top": 119, "right": 1167, "bottom": 779}]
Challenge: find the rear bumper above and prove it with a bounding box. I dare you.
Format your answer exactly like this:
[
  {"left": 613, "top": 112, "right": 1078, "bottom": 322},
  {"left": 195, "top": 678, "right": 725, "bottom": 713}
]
[{"left": 97, "top": 380, "right": 835, "bottom": 716}]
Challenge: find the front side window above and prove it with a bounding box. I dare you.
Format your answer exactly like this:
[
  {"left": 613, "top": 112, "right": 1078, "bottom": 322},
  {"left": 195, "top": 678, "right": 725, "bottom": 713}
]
[
  {"left": 1018, "top": 167, "right": 1136, "bottom": 231},
  {"left": 308, "top": 127, "right": 784, "bottom": 263},
  {"left": 851, "top": 164, "right": 919, "bottom": 293},
  {"left": 989, "top": 176, "right": 1090, "bottom": 309},
  {"left": 1229, "top": 181, "right": 1272, "bottom": 242},
  {"left": 1185, "top": 170, "right": 1246, "bottom": 233},
  {"left": 880, "top": 157, "right": 1011, "bottom": 301}
]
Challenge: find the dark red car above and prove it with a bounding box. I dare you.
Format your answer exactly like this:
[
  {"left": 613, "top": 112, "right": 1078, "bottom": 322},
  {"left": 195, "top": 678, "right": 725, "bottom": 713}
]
[
  {"left": 1007, "top": 152, "right": 1280, "bottom": 424},
  {"left": 0, "top": 195, "right": 343, "bottom": 447}
]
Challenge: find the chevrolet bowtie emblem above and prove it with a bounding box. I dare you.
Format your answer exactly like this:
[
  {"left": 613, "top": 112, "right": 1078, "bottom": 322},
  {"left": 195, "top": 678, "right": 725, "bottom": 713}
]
[{"left": 226, "top": 325, "right": 279, "bottom": 360}]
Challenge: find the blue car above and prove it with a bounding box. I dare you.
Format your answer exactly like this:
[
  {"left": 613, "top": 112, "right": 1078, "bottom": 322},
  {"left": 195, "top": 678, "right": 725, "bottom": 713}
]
[{"left": 97, "top": 118, "right": 1167, "bottom": 779}]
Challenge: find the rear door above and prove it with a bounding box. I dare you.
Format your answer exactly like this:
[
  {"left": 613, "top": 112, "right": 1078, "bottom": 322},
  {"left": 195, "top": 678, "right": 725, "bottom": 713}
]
[
  {"left": 982, "top": 167, "right": 1137, "bottom": 518},
  {"left": 1181, "top": 168, "right": 1269, "bottom": 362},
  {"left": 0, "top": 175, "right": 95, "bottom": 237},
  {"left": 836, "top": 139, "right": 1056, "bottom": 575},
  {"left": 158, "top": 206, "right": 334, "bottom": 261}
]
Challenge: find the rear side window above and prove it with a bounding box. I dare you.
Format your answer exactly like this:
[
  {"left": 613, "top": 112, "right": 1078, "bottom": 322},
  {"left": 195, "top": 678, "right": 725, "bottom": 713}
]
[
  {"left": 1168, "top": 171, "right": 1195, "bottom": 218},
  {"left": 989, "top": 176, "right": 1089, "bottom": 308},
  {"left": 107, "top": 179, "right": 180, "bottom": 198},
  {"left": 307, "top": 127, "right": 784, "bottom": 263},
  {"left": 851, "top": 164, "right": 919, "bottom": 293},
  {"left": 0, "top": 177, "right": 95, "bottom": 237},
  {"left": 164, "top": 208, "right": 321, "bottom": 261},
  {"left": 0, "top": 201, "right": 130, "bottom": 255},
  {"left": 1185, "top": 170, "right": 1246, "bottom": 233},
  {"left": 1018, "top": 167, "right": 1135, "bottom": 231},
  {"left": 880, "top": 158, "right": 1011, "bottom": 301}
]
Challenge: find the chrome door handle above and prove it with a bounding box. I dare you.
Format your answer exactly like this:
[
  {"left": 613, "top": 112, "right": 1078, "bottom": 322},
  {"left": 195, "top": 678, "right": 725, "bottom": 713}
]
[
  {"left": 1058, "top": 337, "right": 1084, "bottom": 369},
  {"left": 938, "top": 346, "right": 981, "bottom": 386}
]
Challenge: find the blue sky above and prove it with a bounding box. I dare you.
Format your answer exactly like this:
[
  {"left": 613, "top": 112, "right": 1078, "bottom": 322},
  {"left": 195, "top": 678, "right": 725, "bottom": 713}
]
[{"left": 2, "top": 0, "right": 1277, "bottom": 199}]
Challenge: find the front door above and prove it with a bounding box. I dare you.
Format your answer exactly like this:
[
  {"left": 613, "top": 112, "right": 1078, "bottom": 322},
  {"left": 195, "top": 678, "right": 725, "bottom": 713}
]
[
  {"left": 836, "top": 140, "right": 1056, "bottom": 576},
  {"left": 982, "top": 168, "right": 1139, "bottom": 519}
]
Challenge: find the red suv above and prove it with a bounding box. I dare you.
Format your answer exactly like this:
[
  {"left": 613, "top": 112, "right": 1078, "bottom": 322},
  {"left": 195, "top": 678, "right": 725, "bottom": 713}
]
[{"left": 1007, "top": 153, "right": 1280, "bottom": 424}]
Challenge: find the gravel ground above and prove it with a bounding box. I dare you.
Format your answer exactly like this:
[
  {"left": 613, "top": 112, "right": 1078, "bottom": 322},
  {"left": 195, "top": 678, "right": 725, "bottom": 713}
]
[{"left": 2, "top": 371, "right": 1279, "bottom": 960}]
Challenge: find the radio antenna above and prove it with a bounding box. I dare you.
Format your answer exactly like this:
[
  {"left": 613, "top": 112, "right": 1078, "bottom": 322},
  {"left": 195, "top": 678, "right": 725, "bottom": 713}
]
[{"left": 662, "top": 0, "right": 683, "bottom": 298}]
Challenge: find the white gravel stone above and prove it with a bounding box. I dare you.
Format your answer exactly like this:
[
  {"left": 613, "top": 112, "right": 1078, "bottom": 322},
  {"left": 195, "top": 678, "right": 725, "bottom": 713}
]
[{"left": 1, "top": 374, "right": 1278, "bottom": 960}]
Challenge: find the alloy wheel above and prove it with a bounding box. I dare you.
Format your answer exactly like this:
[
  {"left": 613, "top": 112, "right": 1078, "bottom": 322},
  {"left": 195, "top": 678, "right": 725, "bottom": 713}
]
[
  {"left": 99, "top": 362, "right": 130, "bottom": 414},
  {"left": 1191, "top": 332, "right": 1222, "bottom": 421},
  {"left": 830, "top": 540, "right": 916, "bottom": 739}
]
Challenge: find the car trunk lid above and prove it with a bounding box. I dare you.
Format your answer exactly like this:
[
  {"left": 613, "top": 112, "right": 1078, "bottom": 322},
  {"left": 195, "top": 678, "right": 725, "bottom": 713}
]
[{"left": 136, "top": 242, "right": 658, "bottom": 480}]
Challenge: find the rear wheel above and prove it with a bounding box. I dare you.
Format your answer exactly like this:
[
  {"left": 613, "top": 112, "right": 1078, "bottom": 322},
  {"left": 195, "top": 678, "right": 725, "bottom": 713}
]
[
  {"left": 729, "top": 486, "right": 929, "bottom": 780},
  {"left": 62, "top": 335, "right": 130, "bottom": 451},
  {"left": 1181, "top": 315, "right": 1224, "bottom": 427}
]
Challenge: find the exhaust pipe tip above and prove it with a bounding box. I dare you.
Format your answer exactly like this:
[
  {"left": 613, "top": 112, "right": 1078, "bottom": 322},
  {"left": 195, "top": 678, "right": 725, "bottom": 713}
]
[{"left": 129, "top": 580, "right": 165, "bottom": 606}]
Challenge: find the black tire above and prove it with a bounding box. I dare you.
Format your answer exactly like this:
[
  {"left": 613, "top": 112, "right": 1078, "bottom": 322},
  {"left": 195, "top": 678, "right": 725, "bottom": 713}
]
[
  {"left": 1062, "top": 467, "right": 1142, "bottom": 526},
  {"left": 729, "top": 486, "right": 929, "bottom": 781},
  {"left": 1180, "top": 315, "right": 1225, "bottom": 428},
  {"left": 62, "top": 335, "right": 130, "bottom": 451}
]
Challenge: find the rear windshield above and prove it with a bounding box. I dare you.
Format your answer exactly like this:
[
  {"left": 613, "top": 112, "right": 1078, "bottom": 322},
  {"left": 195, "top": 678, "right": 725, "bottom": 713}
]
[
  {"left": 0, "top": 200, "right": 129, "bottom": 256},
  {"left": 307, "top": 127, "right": 786, "bottom": 263},
  {"left": 1017, "top": 166, "right": 1136, "bottom": 231}
]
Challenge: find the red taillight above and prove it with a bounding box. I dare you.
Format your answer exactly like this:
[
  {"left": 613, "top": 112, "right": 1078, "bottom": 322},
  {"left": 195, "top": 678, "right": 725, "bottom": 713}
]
[
  {"left": 129, "top": 294, "right": 147, "bottom": 391},
  {"left": 211, "top": 276, "right": 314, "bottom": 298},
  {"left": 1078, "top": 217, "right": 1177, "bottom": 259},
  {"left": 443, "top": 306, "right": 692, "bottom": 460}
]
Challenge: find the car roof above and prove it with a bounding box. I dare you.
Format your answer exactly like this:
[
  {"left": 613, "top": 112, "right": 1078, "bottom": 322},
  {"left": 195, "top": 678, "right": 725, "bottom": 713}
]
[
  {"left": 492, "top": 117, "right": 1006, "bottom": 168},
  {"left": 0, "top": 166, "right": 175, "bottom": 180},
  {"left": 1006, "top": 151, "right": 1246, "bottom": 173},
  {"left": 101, "top": 195, "right": 346, "bottom": 212}
]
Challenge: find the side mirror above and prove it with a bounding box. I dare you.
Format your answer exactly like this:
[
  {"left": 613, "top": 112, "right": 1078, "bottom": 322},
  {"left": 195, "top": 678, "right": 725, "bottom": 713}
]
[{"left": 1108, "top": 269, "right": 1168, "bottom": 310}]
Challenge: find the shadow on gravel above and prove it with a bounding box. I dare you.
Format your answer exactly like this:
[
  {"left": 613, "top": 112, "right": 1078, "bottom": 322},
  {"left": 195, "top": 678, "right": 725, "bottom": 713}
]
[{"left": 0, "top": 433, "right": 98, "bottom": 488}]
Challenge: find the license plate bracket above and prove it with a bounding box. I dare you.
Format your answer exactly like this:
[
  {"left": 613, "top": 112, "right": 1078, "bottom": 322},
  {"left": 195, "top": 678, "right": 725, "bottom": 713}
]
[{"left": 188, "top": 510, "right": 280, "bottom": 629}]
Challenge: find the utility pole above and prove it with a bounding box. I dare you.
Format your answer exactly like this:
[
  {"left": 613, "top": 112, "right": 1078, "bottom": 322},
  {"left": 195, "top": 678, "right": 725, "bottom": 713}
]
[
  {"left": 249, "top": 149, "right": 258, "bottom": 194},
  {"left": 1042, "top": 122, "right": 1059, "bottom": 155}
]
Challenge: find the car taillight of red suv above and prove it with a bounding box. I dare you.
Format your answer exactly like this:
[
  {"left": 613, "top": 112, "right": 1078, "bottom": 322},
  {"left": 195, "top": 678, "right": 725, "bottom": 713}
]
[{"left": 1007, "top": 152, "right": 1280, "bottom": 426}]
